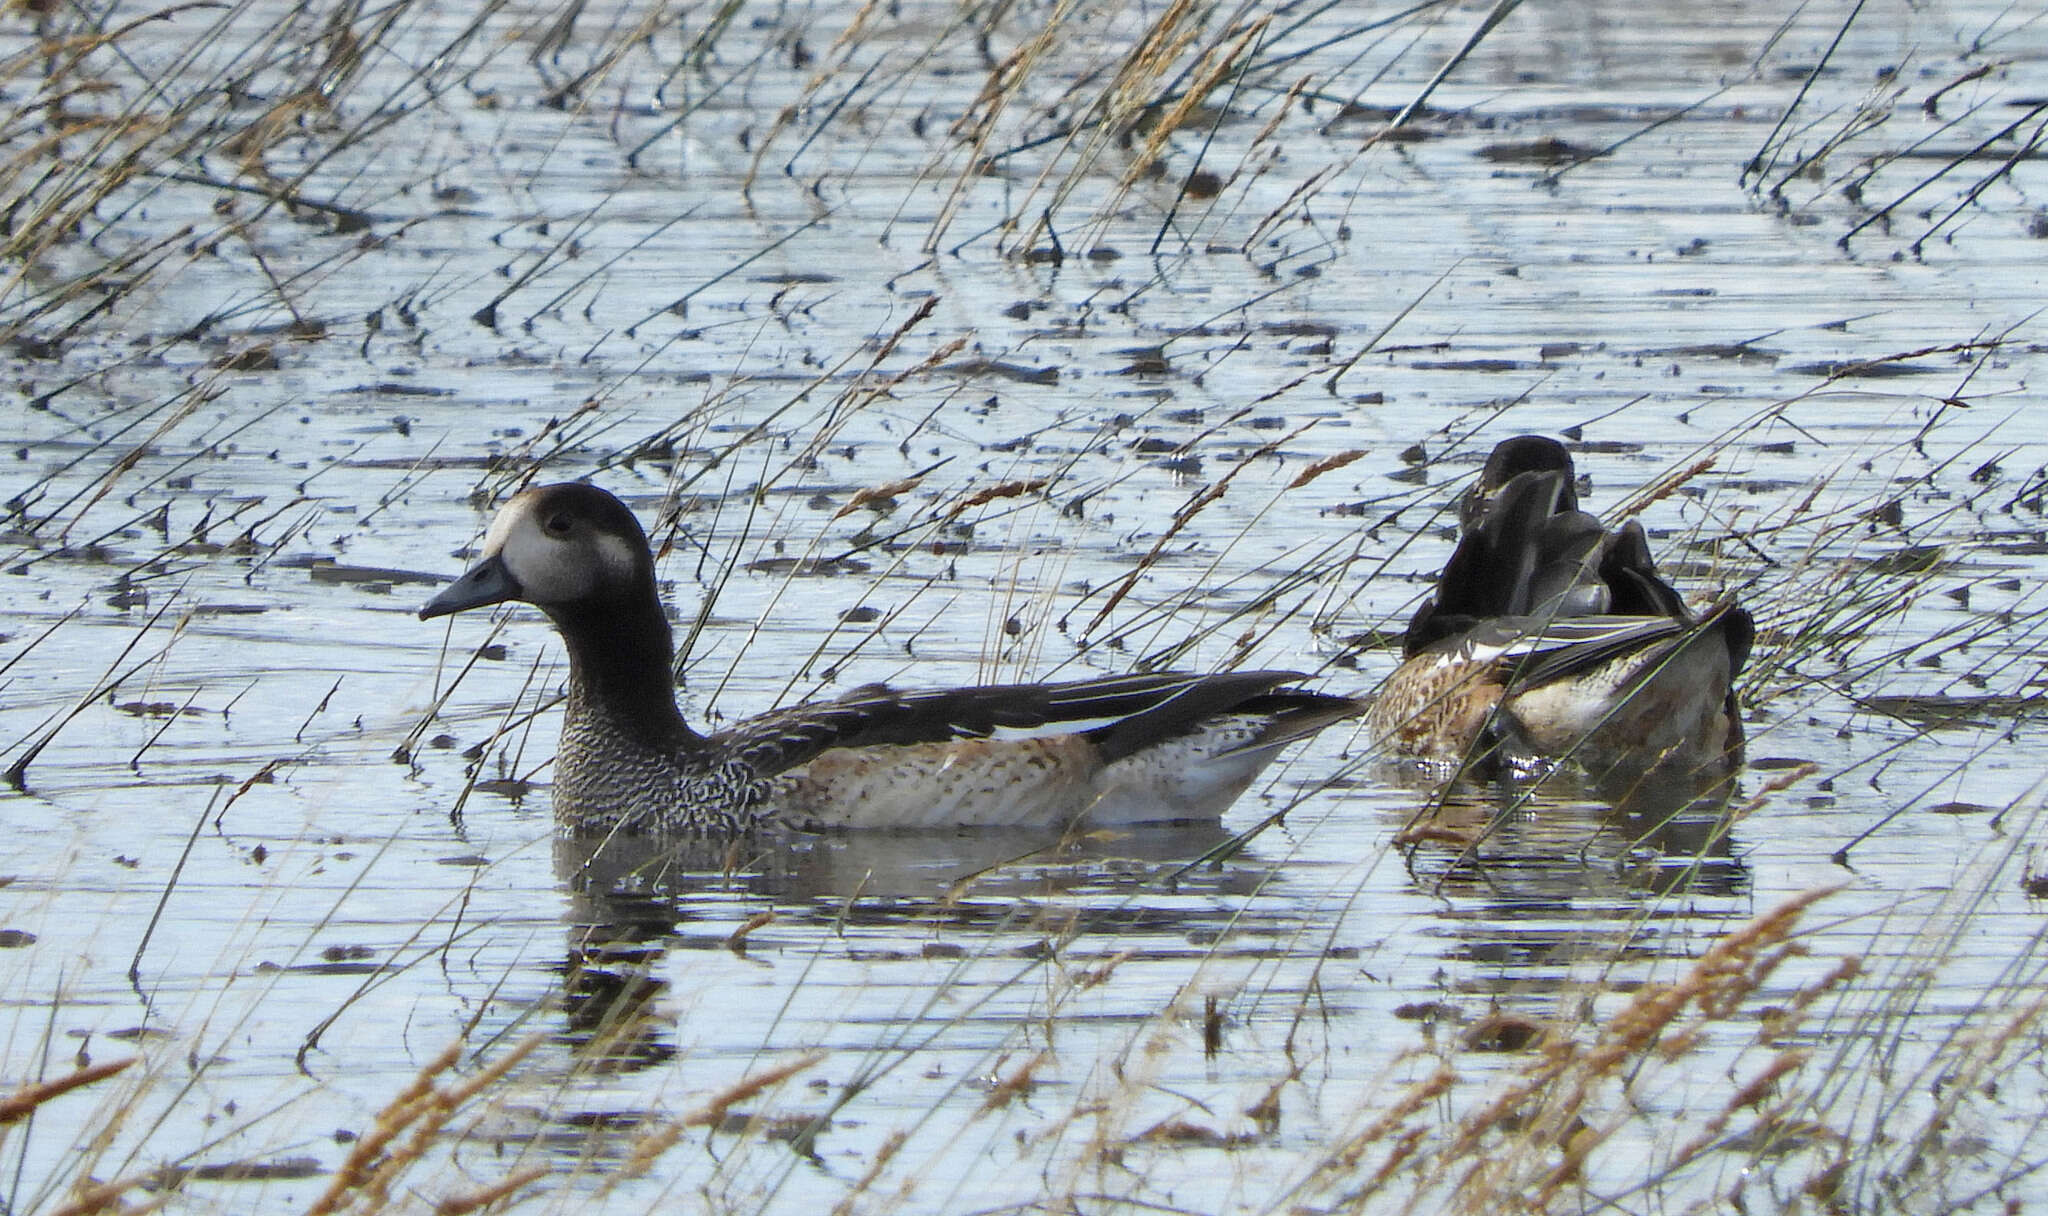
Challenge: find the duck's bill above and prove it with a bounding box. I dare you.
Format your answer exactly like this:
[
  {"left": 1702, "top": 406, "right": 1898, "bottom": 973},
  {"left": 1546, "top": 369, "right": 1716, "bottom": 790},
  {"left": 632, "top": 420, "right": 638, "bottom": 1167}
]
[{"left": 420, "top": 553, "right": 519, "bottom": 619}]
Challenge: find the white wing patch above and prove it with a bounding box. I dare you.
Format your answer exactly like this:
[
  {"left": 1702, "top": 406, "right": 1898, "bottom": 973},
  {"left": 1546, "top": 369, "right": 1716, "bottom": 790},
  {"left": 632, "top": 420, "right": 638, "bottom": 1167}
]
[{"left": 985, "top": 716, "right": 1125, "bottom": 740}]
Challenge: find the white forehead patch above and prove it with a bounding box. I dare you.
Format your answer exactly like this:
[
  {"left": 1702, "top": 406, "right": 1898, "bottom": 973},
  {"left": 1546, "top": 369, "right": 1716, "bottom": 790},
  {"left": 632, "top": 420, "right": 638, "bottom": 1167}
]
[{"left": 480, "top": 489, "right": 541, "bottom": 558}]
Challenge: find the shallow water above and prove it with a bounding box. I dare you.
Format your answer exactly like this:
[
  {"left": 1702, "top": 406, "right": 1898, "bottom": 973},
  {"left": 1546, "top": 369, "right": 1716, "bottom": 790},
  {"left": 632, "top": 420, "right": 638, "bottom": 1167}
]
[{"left": 3, "top": 0, "right": 2048, "bottom": 1211}]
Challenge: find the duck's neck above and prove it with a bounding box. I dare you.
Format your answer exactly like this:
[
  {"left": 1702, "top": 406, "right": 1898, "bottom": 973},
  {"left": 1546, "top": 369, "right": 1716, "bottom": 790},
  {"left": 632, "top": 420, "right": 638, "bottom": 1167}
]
[{"left": 550, "top": 587, "right": 701, "bottom": 750}]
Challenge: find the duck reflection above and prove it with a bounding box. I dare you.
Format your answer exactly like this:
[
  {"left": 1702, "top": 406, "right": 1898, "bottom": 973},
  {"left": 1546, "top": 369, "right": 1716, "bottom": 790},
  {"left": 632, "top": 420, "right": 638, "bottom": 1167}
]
[
  {"left": 547, "top": 821, "right": 1246, "bottom": 1075},
  {"left": 1393, "top": 770, "right": 1746, "bottom": 895},
  {"left": 1386, "top": 768, "right": 1749, "bottom": 987}
]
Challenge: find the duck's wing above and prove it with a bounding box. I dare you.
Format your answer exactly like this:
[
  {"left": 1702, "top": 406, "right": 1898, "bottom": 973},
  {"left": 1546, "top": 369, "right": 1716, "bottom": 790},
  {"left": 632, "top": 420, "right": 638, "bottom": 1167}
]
[
  {"left": 716, "top": 670, "right": 1360, "bottom": 777},
  {"left": 1598, "top": 520, "right": 1691, "bottom": 619},
  {"left": 1416, "top": 461, "right": 1707, "bottom": 656},
  {"left": 1528, "top": 509, "right": 1609, "bottom": 617},
  {"left": 1463, "top": 599, "right": 1752, "bottom": 694},
  {"left": 1406, "top": 468, "right": 1572, "bottom": 654},
  {"left": 1697, "top": 599, "right": 1754, "bottom": 674},
  {"left": 1451, "top": 615, "right": 1687, "bottom": 692}
]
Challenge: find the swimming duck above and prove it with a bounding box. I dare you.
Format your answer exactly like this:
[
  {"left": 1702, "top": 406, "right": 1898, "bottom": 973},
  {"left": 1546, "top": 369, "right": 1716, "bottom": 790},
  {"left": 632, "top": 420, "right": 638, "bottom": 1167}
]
[
  {"left": 1366, "top": 436, "right": 1751, "bottom": 784},
  {"left": 421, "top": 482, "right": 1366, "bottom": 835}
]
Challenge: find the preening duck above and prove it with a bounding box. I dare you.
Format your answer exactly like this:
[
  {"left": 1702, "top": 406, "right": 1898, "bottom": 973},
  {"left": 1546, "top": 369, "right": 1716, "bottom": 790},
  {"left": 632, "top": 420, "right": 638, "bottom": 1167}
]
[
  {"left": 422, "top": 482, "right": 1366, "bottom": 835},
  {"left": 1366, "top": 436, "right": 1751, "bottom": 785}
]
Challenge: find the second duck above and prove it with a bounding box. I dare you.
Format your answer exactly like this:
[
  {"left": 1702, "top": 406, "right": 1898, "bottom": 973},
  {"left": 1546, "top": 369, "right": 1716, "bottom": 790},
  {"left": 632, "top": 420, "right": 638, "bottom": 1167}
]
[{"left": 1366, "top": 436, "right": 1751, "bottom": 786}]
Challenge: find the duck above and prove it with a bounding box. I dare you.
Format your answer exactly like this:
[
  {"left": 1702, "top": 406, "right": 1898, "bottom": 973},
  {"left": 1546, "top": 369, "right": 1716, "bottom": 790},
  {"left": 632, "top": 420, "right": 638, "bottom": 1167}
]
[
  {"left": 1365, "top": 436, "right": 1752, "bottom": 785},
  {"left": 421, "top": 482, "right": 1367, "bottom": 835}
]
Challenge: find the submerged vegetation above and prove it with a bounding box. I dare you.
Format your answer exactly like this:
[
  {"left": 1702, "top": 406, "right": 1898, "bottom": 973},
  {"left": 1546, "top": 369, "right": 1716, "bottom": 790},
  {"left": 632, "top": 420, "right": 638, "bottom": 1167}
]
[{"left": 3, "top": 0, "right": 2047, "bottom": 1212}]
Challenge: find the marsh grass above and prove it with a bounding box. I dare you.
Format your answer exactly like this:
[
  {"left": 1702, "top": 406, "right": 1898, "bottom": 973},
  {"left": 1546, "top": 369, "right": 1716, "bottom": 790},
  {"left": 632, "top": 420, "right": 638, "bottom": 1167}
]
[
  {"left": 24, "top": 783, "right": 2038, "bottom": 1215},
  {"left": 1747, "top": 4, "right": 2048, "bottom": 258},
  {"left": 4, "top": 0, "right": 2047, "bottom": 1212}
]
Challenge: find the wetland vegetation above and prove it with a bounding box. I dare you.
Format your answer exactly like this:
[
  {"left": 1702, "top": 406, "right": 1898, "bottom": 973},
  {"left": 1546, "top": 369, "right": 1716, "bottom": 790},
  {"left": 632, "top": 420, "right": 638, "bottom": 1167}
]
[{"left": 2, "top": 0, "right": 2047, "bottom": 1212}]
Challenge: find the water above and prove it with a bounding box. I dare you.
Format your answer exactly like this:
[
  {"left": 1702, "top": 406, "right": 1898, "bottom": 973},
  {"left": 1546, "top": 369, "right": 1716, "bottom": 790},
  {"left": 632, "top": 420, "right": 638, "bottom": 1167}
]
[{"left": 3, "top": 0, "right": 2047, "bottom": 1211}]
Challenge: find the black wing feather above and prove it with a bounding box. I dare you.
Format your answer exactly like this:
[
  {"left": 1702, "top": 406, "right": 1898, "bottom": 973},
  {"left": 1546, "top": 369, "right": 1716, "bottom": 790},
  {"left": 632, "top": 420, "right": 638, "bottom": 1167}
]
[{"left": 716, "top": 670, "right": 1344, "bottom": 778}]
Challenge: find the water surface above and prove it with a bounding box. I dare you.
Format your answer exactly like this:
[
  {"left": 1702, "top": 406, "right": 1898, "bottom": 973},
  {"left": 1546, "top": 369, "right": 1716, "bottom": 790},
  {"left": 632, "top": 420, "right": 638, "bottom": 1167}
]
[{"left": 3, "top": 0, "right": 2047, "bottom": 1211}]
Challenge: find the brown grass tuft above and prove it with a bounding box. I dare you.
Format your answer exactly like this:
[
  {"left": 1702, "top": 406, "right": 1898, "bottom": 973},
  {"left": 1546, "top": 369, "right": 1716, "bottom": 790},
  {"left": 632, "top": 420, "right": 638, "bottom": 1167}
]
[
  {"left": 305, "top": 1034, "right": 542, "bottom": 1216},
  {"left": 0, "top": 1058, "right": 135, "bottom": 1124}
]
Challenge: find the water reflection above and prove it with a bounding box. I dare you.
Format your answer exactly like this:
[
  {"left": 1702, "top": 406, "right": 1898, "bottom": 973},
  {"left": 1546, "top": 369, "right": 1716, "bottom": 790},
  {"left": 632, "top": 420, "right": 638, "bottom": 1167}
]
[
  {"left": 544, "top": 822, "right": 1251, "bottom": 1080},
  {"left": 1385, "top": 771, "right": 1750, "bottom": 998}
]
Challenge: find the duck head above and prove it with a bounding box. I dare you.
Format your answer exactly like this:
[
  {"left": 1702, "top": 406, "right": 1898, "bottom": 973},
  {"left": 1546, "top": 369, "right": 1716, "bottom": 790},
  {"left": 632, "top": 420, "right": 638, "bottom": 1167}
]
[{"left": 420, "top": 483, "right": 655, "bottom": 621}]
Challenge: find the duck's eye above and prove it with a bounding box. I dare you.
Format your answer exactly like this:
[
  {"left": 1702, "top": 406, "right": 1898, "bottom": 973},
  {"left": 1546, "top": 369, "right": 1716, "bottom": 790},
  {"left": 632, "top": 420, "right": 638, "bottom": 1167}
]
[{"left": 542, "top": 514, "right": 574, "bottom": 538}]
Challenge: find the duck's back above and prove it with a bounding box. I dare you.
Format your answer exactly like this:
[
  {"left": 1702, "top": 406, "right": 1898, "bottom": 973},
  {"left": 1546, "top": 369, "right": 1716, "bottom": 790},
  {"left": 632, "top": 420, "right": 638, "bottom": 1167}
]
[
  {"left": 557, "top": 671, "right": 1364, "bottom": 834},
  {"left": 752, "top": 672, "right": 1362, "bottom": 831}
]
